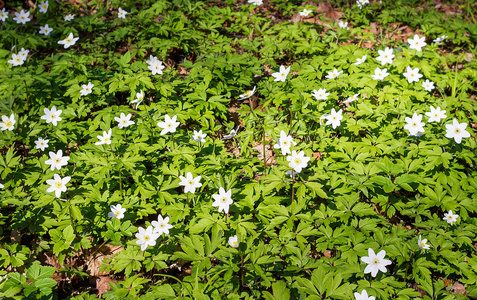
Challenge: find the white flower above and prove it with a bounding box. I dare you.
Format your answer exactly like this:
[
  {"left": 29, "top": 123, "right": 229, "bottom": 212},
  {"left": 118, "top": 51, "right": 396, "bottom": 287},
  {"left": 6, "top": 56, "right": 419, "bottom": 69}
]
[
  {"left": 433, "top": 35, "right": 448, "bottom": 44},
  {"left": 80, "top": 82, "right": 94, "bottom": 96},
  {"left": 114, "top": 113, "right": 135, "bottom": 129},
  {"left": 35, "top": 137, "right": 49, "bottom": 151},
  {"left": 425, "top": 106, "right": 446, "bottom": 123},
  {"left": 131, "top": 90, "right": 144, "bottom": 109},
  {"left": 319, "top": 113, "right": 329, "bottom": 126},
  {"left": 64, "top": 14, "right": 75, "bottom": 21},
  {"left": 271, "top": 65, "right": 291, "bottom": 82},
  {"left": 46, "top": 174, "right": 71, "bottom": 198},
  {"left": 418, "top": 235, "right": 430, "bottom": 251},
  {"left": 404, "top": 113, "right": 425, "bottom": 136},
  {"left": 273, "top": 130, "right": 297, "bottom": 156},
  {"left": 354, "top": 290, "right": 375, "bottom": 300},
  {"left": 0, "top": 114, "right": 16, "bottom": 131},
  {"left": 96, "top": 128, "right": 112, "bottom": 145},
  {"left": 325, "top": 68, "right": 343, "bottom": 79},
  {"left": 192, "top": 130, "right": 207, "bottom": 143},
  {"left": 338, "top": 20, "right": 349, "bottom": 29},
  {"left": 248, "top": 0, "right": 263, "bottom": 5},
  {"left": 408, "top": 34, "right": 427, "bottom": 52},
  {"left": 0, "top": 183, "right": 3, "bottom": 189},
  {"left": 403, "top": 66, "right": 423, "bottom": 83},
  {"left": 8, "top": 53, "right": 25, "bottom": 67},
  {"left": 157, "top": 114, "right": 180, "bottom": 135},
  {"left": 118, "top": 7, "right": 127, "bottom": 19},
  {"left": 45, "top": 150, "right": 70, "bottom": 171},
  {"left": 147, "top": 56, "right": 165, "bottom": 75},
  {"left": 445, "top": 119, "right": 470, "bottom": 144},
  {"left": 135, "top": 226, "right": 159, "bottom": 251},
  {"left": 443, "top": 210, "right": 459, "bottom": 225},
  {"left": 39, "top": 24, "right": 53, "bottom": 35},
  {"left": 41, "top": 106, "right": 63, "bottom": 126},
  {"left": 325, "top": 108, "right": 343, "bottom": 129},
  {"left": 371, "top": 67, "right": 389, "bottom": 80},
  {"left": 421, "top": 79, "right": 435, "bottom": 92},
  {"left": 179, "top": 172, "right": 202, "bottom": 194},
  {"left": 151, "top": 215, "right": 173, "bottom": 236},
  {"left": 222, "top": 126, "right": 240, "bottom": 140},
  {"left": 356, "top": 0, "right": 369, "bottom": 9},
  {"left": 238, "top": 86, "right": 256, "bottom": 100},
  {"left": 58, "top": 33, "right": 79, "bottom": 49},
  {"left": 18, "top": 48, "right": 29, "bottom": 61},
  {"left": 360, "top": 248, "right": 392, "bottom": 277},
  {"left": 13, "top": 10, "right": 30, "bottom": 24},
  {"left": 0, "top": 8, "right": 9, "bottom": 22},
  {"left": 354, "top": 54, "right": 367, "bottom": 65},
  {"left": 285, "top": 170, "right": 297, "bottom": 178},
  {"left": 39, "top": 1, "right": 49, "bottom": 13},
  {"left": 311, "top": 88, "right": 330, "bottom": 100},
  {"left": 212, "top": 187, "right": 233, "bottom": 214},
  {"left": 145, "top": 55, "right": 158, "bottom": 65},
  {"left": 376, "top": 47, "right": 394, "bottom": 65},
  {"left": 228, "top": 235, "right": 239, "bottom": 248},
  {"left": 344, "top": 93, "right": 360, "bottom": 104},
  {"left": 108, "top": 204, "right": 126, "bottom": 220},
  {"left": 286, "top": 150, "right": 310, "bottom": 173},
  {"left": 299, "top": 9, "right": 312, "bottom": 17}
]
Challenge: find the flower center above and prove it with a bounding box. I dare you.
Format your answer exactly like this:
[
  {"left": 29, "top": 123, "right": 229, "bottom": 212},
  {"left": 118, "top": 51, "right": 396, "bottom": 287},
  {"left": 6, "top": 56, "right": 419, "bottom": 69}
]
[
  {"left": 454, "top": 128, "right": 460, "bottom": 134},
  {"left": 144, "top": 235, "right": 150, "bottom": 241},
  {"left": 115, "top": 211, "right": 120, "bottom": 216},
  {"left": 55, "top": 181, "right": 62, "bottom": 188},
  {"left": 188, "top": 180, "right": 194, "bottom": 185},
  {"left": 221, "top": 197, "right": 227, "bottom": 203},
  {"left": 104, "top": 138, "right": 109, "bottom": 142},
  {"left": 4, "top": 120, "right": 12, "bottom": 127},
  {"left": 50, "top": 114, "right": 56, "bottom": 119},
  {"left": 294, "top": 158, "right": 301, "bottom": 165},
  {"left": 159, "top": 223, "right": 165, "bottom": 228},
  {"left": 372, "top": 258, "right": 380, "bottom": 265},
  {"left": 55, "top": 158, "right": 61, "bottom": 163}
]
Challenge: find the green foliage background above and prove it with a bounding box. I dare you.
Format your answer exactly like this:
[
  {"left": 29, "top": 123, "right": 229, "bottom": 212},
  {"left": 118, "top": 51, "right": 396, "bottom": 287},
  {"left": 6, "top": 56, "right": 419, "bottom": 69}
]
[{"left": 0, "top": 0, "right": 477, "bottom": 298}]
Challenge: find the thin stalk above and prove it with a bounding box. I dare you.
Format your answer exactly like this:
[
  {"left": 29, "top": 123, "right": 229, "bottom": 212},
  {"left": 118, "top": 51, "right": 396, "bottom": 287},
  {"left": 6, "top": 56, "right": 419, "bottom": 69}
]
[
  {"left": 118, "top": 166, "right": 123, "bottom": 198},
  {"left": 404, "top": 252, "right": 414, "bottom": 282},
  {"left": 144, "top": 108, "right": 155, "bottom": 145},
  {"left": 172, "top": 131, "right": 176, "bottom": 150},
  {"left": 262, "top": 120, "right": 266, "bottom": 176},
  {"left": 291, "top": 184, "right": 295, "bottom": 203},
  {"left": 238, "top": 248, "right": 245, "bottom": 292}
]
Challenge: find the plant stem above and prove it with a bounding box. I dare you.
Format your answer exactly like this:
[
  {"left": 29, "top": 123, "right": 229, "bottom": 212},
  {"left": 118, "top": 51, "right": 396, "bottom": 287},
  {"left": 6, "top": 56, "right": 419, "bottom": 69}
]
[
  {"left": 291, "top": 184, "right": 295, "bottom": 203},
  {"left": 239, "top": 247, "right": 245, "bottom": 292},
  {"left": 145, "top": 108, "right": 155, "bottom": 145},
  {"left": 262, "top": 120, "right": 266, "bottom": 176},
  {"left": 404, "top": 252, "right": 414, "bottom": 282},
  {"left": 118, "top": 166, "right": 123, "bottom": 198}
]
